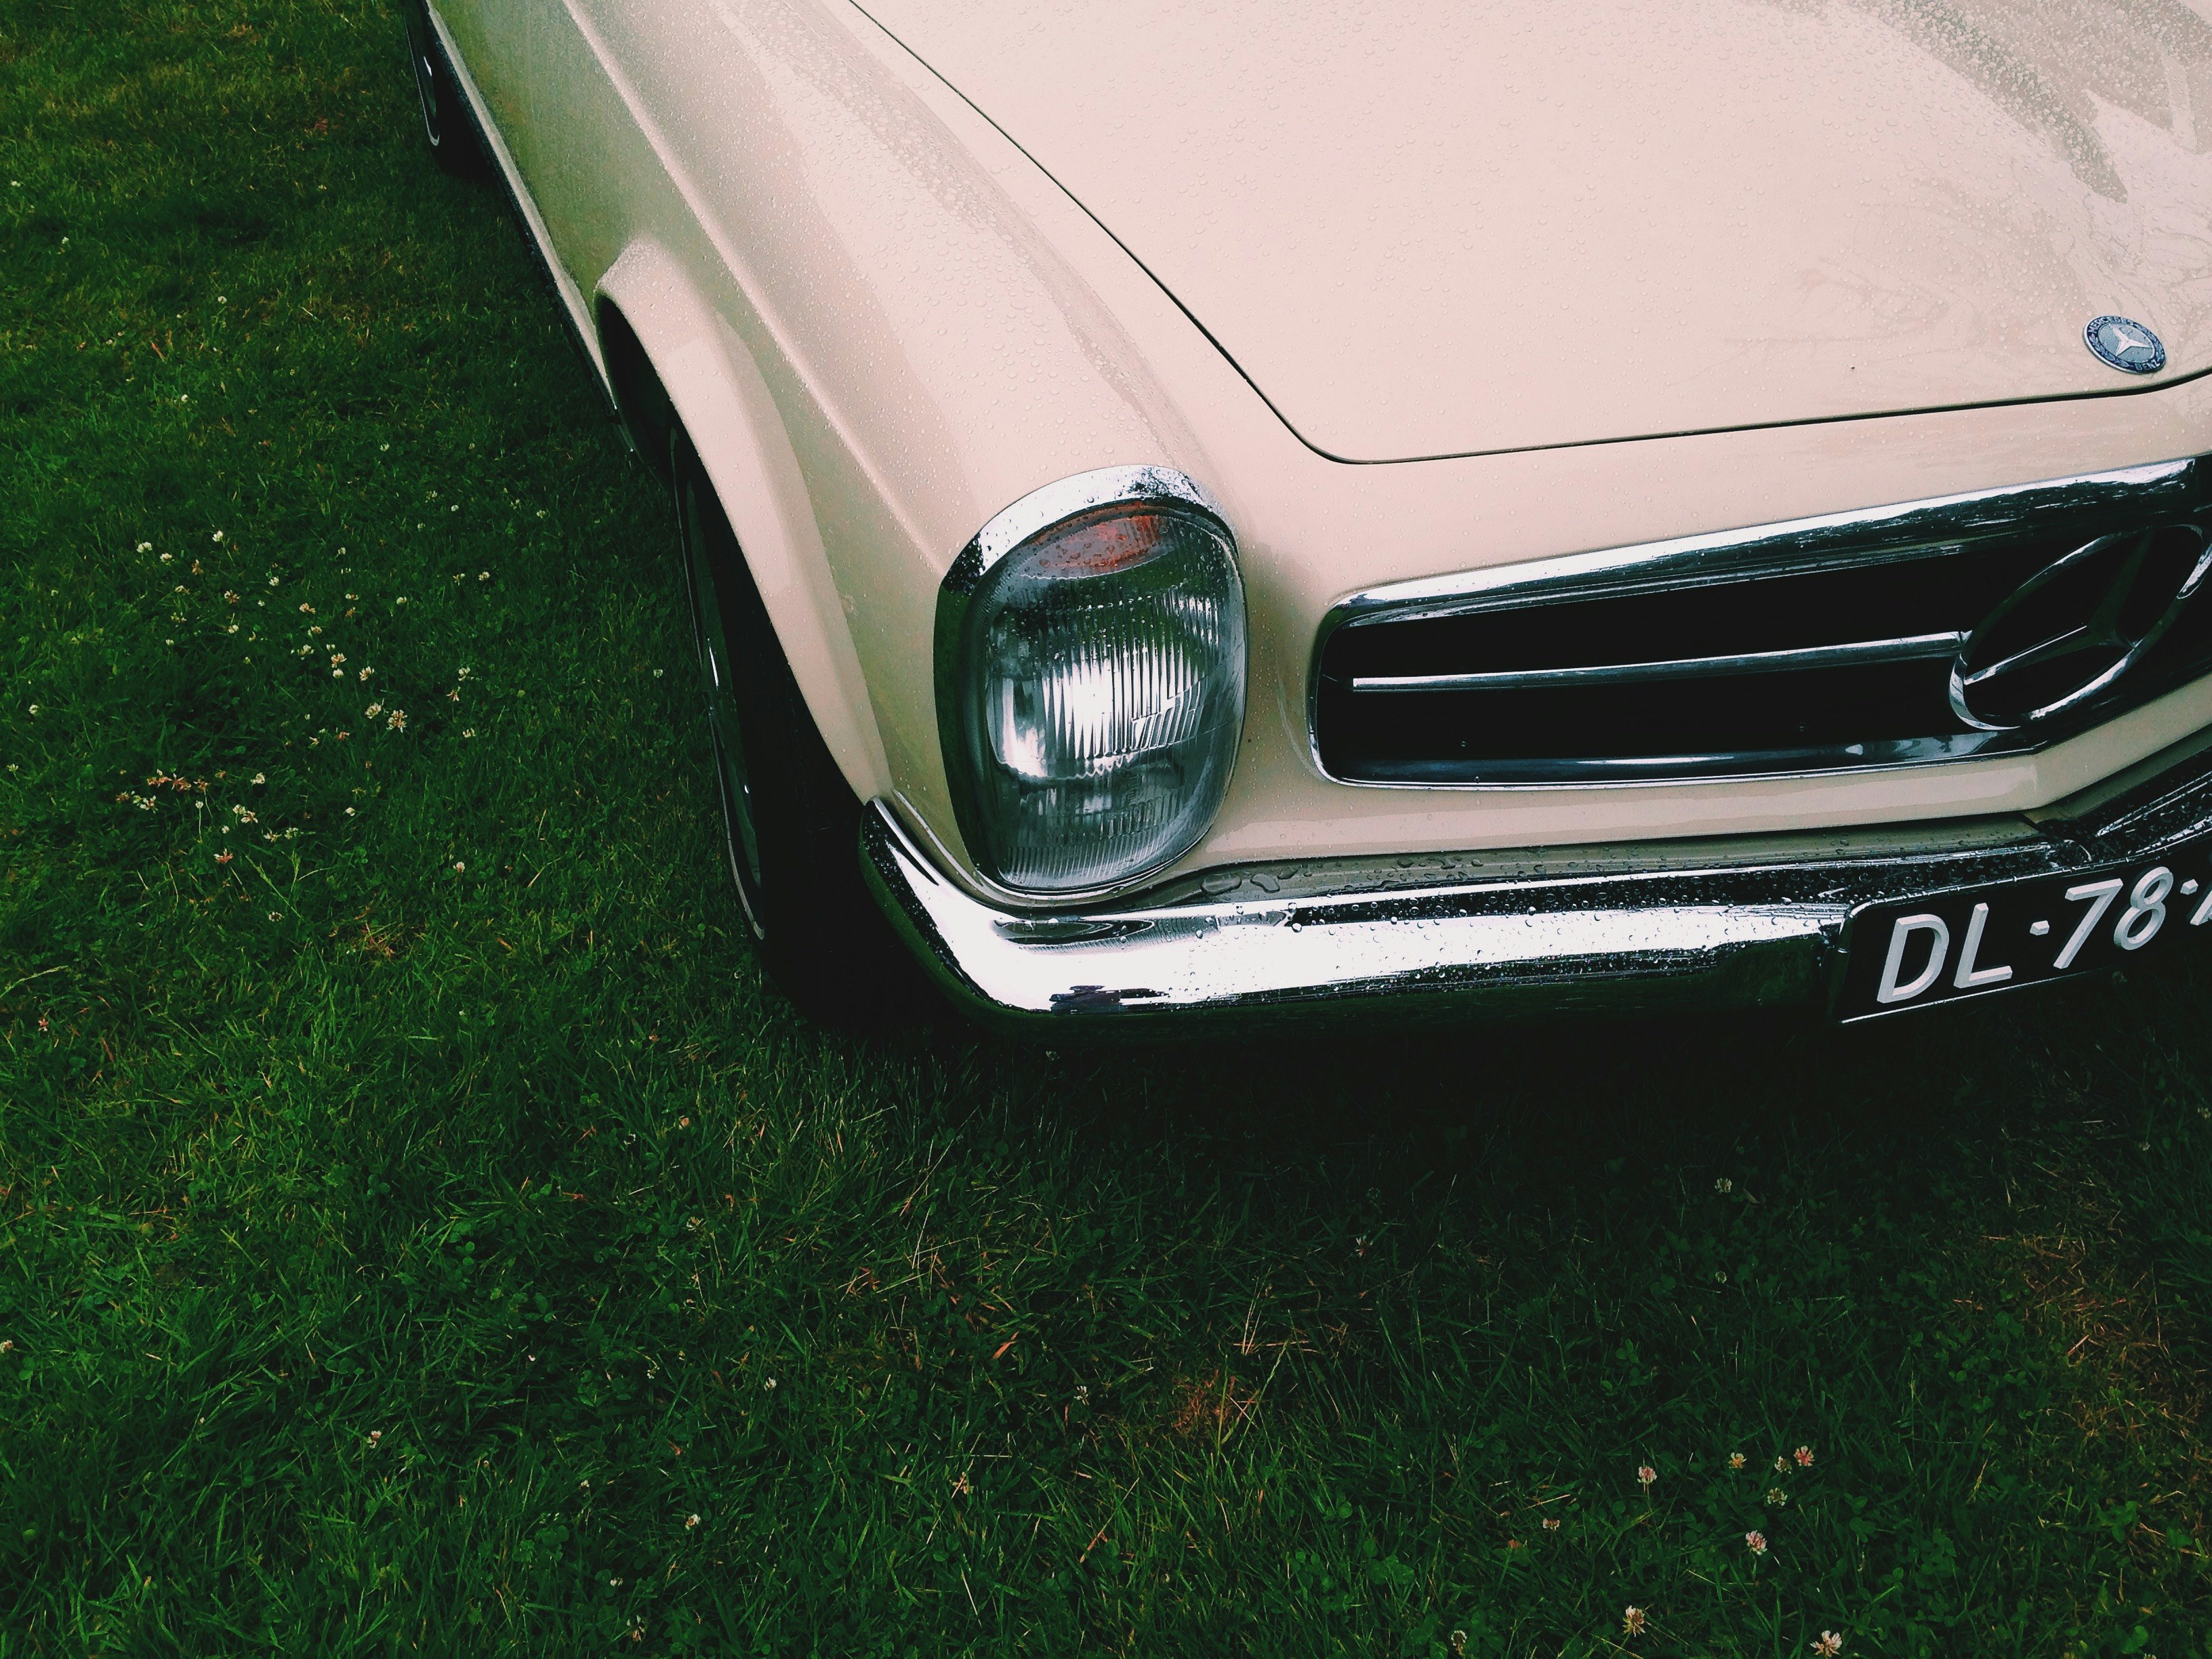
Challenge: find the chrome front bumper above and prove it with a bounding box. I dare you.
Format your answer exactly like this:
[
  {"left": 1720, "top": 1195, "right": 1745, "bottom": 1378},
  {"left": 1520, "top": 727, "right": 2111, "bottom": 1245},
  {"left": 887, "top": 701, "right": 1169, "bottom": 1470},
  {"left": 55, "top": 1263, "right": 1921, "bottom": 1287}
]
[{"left": 861, "top": 737, "right": 2212, "bottom": 1036}]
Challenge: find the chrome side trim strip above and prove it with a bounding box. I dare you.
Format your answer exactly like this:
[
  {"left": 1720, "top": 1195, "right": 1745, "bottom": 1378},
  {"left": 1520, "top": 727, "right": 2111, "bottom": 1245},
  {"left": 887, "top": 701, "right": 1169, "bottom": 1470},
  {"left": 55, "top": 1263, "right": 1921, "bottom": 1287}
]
[
  {"left": 1348, "top": 631, "right": 1966, "bottom": 694},
  {"left": 422, "top": 2, "right": 611, "bottom": 395}
]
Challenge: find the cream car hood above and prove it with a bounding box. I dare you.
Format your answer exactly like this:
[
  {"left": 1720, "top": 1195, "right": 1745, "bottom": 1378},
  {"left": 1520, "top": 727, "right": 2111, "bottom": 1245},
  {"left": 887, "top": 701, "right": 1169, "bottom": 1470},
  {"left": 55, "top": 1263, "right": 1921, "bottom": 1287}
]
[{"left": 856, "top": 0, "right": 2212, "bottom": 462}]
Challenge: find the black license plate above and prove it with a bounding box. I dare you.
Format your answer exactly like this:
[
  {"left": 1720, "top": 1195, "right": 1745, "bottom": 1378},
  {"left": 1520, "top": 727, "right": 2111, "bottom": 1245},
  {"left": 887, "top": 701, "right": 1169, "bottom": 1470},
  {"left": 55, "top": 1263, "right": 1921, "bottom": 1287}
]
[{"left": 1833, "top": 835, "right": 2212, "bottom": 1019}]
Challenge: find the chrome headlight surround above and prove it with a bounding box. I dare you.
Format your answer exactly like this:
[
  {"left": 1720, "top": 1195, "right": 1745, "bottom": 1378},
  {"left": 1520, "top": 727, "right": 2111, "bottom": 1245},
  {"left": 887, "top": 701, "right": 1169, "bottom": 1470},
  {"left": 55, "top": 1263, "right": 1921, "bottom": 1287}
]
[{"left": 935, "top": 466, "right": 1247, "bottom": 899}]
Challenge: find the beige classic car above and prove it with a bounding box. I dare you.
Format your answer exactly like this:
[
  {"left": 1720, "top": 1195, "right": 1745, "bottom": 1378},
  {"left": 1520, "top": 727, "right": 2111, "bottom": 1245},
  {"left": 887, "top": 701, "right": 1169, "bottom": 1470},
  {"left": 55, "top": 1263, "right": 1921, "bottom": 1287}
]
[{"left": 406, "top": 0, "right": 2212, "bottom": 1029}]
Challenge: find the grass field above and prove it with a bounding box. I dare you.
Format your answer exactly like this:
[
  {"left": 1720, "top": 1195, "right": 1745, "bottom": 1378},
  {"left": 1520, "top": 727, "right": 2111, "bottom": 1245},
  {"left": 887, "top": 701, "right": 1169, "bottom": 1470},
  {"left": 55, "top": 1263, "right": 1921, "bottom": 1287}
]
[{"left": 9, "top": 3, "right": 2212, "bottom": 1654}]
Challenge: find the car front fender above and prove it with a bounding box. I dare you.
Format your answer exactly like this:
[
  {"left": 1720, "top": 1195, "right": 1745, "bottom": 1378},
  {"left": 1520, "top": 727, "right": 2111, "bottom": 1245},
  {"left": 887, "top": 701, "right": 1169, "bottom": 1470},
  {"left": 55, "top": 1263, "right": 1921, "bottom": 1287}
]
[{"left": 596, "top": 235, "right": 890, "bottom": 800}]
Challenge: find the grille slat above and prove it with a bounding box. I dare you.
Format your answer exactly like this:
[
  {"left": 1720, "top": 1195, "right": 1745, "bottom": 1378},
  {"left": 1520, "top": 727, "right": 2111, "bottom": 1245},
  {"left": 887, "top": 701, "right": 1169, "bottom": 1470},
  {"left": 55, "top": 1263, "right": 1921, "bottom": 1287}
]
[{"left": 1350, "top": 630, "right": 1967, "bottom": 695}]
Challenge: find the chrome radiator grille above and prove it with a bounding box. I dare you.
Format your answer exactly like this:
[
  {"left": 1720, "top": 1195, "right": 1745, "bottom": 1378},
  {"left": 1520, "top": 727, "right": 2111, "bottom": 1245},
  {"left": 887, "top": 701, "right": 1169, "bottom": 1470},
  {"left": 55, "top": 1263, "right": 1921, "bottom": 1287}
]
[{"left": 1312, "top": 458, "right": 2212, "bottom": 785}]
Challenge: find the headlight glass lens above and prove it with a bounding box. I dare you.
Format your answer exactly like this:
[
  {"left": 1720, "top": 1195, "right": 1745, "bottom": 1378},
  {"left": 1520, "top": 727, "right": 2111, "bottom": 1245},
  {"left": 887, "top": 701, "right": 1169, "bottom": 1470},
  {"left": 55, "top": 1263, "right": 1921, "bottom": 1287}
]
[{"left": 947, "top": 502, "right": 1245, "bottom": 894}]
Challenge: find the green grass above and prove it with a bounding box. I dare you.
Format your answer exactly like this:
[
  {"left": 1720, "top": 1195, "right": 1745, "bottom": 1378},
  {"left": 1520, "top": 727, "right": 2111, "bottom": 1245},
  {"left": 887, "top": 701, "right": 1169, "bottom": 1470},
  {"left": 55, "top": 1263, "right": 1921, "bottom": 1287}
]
[{"left": 8, "top": 3, "right": 2212, "bottom": 1654}]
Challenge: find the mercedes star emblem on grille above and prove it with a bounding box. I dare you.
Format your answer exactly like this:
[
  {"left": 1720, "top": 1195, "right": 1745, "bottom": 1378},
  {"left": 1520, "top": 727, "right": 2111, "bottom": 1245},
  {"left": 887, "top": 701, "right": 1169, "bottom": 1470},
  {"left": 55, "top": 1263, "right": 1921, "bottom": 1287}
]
[
  {"left": 1949, "top": 525, "right": 2212, "bottom": 731},
  {"left": 2085, "top": 314, "right": 2167, "bottom": 375}
]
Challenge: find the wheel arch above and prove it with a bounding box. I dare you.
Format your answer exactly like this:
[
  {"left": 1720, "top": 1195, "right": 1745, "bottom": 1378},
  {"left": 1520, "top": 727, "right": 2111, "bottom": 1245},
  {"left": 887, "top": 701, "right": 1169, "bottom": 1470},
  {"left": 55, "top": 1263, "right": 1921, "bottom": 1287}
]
[{"left": 595, "top": 237, "right": 891, "bottom": 800}]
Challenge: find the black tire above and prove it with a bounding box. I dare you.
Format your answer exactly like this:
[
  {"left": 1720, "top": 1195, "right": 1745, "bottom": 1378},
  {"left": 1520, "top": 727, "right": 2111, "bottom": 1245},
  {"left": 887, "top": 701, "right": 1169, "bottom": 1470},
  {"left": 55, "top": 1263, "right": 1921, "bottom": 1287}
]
[
  {"left": 672, "top": 432, "right": 920, "bottom": 1025},
  {"left": 403, "top": 0, "right": 492, "bottom": 180}
]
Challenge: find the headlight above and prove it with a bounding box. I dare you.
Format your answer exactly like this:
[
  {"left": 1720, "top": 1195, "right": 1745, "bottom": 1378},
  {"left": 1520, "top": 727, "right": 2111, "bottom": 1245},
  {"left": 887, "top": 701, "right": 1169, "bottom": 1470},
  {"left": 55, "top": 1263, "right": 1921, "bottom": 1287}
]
[{"left": 936, "top": 466, "right": 1246, "bottom": 895}]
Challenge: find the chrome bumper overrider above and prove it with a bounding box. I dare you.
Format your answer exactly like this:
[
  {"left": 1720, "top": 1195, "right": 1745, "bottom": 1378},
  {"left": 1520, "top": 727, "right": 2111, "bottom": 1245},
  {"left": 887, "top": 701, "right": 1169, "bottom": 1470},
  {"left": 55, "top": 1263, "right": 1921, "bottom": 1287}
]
[{"left": 861, "top": 739, "right": 2212, "bottom": 1034}]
